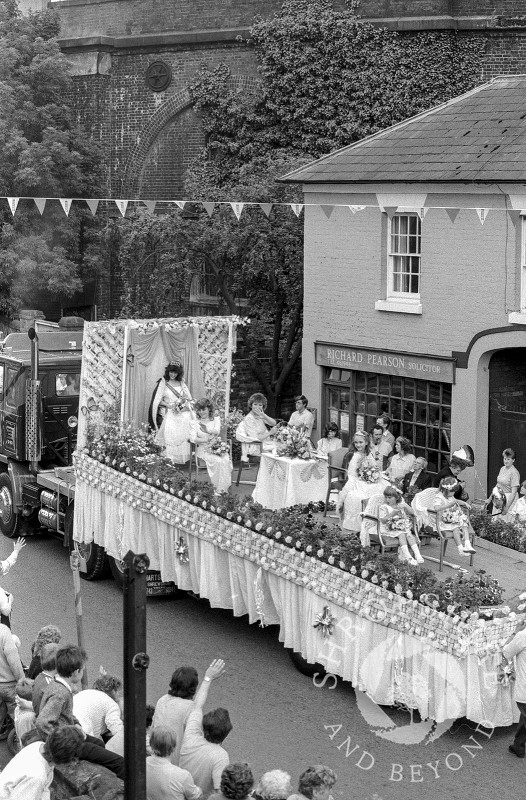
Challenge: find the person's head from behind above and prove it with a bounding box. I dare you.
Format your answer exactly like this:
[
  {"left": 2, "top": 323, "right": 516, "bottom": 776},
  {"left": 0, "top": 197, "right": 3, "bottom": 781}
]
[
  {"left": 145, "top": 703, "right": 155, "bottom": 729},
  {"left": 149, "top": 725, "right": 177, "bottom": 758},
  {"left": 219, "top": 762, "right": 254, "bottom": 800},
  {"left": 323, "top": 422, "right": 339, "bottom": 439},
  {"left": 15, "top": 677, "right": 33, "bottom": 701},
  {"left": 383, "top": 485, "right": 402, "bottom": 507},
  {"left": 34, "top": 625, "right": 61, "bottom": 656},
  {"left": 56, "top": 644, "right": 87, "bottom": 681},
  {"left": 297, "top": 765, "right": 337, "bottom": 800},
  {"left": 253, "top": 769, "right": 292, "bottom": 800},
  {"left": 248, "top": 393, "right": 267, "bottom": 413},
  {"left": 449, "top": 457, "right": 464, "bottom": 477},
  {"left": 202, "top": 707, "right": 232, "bottom": 744},
  {"left": 45, "top": 725, "right": 84, "bottom": 765},
  {"left": 168, "top": 666, "right": 198, "bottom": 699},
  {"left": 93, "top": 673, "right": 122, "bottom": 703},
  {"left": 41, "top": 643, "right": 59, "bottom": 674}
]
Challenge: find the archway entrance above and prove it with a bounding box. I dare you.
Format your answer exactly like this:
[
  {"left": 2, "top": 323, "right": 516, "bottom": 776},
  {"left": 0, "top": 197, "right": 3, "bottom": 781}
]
[{"left": 488, "top": 349, "right": 526, "bottom": 493}]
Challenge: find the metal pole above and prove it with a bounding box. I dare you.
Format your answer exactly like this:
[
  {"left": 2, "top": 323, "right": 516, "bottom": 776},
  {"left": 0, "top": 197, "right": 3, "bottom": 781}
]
[
  {"left": 123, "top": 550, "right": 149, "bottom": 800},
  {"left": 69, "top": 552, "right": 88, "bottom": 689}
]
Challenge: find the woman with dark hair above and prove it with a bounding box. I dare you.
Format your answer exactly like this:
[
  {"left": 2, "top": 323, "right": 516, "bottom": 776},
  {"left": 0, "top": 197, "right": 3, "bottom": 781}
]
[
  {"left": 486, "top": 447, "right": 521, "bottom": 520},
  {"left": 152, "top": 667, "right": 198, "bottom": 766},
  {"left": 151, "top": 361, "right": 195, "bottom": 464},
  {"left": 385, "top": 436, "right": 416, "bottom": 484},
  {"left": 316, "top": 422, "right": 342, "bottom": 456}
]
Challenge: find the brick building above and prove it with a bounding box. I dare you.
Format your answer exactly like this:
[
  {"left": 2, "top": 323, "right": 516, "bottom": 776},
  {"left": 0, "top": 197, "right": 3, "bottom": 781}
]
[{"left": 281, "top": 75, "right": 526, "bottom": 498}]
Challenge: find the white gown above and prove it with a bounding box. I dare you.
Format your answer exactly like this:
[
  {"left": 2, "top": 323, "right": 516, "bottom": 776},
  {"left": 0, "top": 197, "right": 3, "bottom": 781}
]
[
  {"left": 152, "top": 379, "right": 194, "bottom": 464},
  {"left": 190, "top": 416, "right": 233, "bottom": 494},
  {"left": 339, "top": 452, "right": 389, "bottom": 532}
]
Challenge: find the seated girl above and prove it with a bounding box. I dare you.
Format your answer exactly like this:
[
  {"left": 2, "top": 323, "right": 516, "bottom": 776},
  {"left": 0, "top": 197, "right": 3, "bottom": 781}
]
[
  {"left": 385, "top": 436, "right": 416, "bottom": 485},
  {"left": 235, "top": 393, "right": 276, "bottom": 465},
  {"left": 316, "top": 422, "right": 343, "bottom": 457},
  {"left": 511, "top": 481, "right": 526, "bottom": 524},
  {"left": 377, "top": 486, "right": 424, "bottom": 565},
  {"left": 338, "top": 431, "right": 388, "bottom": 533},
  {"left": 190, "top": 399, "right": 233, "bottom": 495},
  {"left": 429, "top": 476, "right": 475, "bottom": 555}
]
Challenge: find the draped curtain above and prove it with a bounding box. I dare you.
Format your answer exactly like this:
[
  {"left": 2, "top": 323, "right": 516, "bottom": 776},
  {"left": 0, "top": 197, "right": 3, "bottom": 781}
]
[{"left": 124, "top": 325, "right": 206, "bottom": 426}]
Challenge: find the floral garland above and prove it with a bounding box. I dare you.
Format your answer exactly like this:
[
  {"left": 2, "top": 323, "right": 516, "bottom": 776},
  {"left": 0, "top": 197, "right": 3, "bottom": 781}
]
[{"left": 82, "top": 421, "right": 508, "bottom": 620}]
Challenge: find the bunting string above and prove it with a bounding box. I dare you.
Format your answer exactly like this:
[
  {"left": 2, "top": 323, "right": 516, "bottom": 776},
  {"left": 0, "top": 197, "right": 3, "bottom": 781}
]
[{"left": 0, "top": 195, "right": 523, "bottom": 222}]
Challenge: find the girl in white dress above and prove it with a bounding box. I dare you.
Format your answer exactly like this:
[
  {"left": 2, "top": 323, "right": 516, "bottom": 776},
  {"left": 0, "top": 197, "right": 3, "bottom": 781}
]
[
  {"left": 151, "top": 362, "right": 195, "bottom": 464},
  {"left": 338, "top": 430, "right": 388, "bottom": 533},
  {"left": 377, "top": 486, "right": 424, "bottom": 564},
  {"left": 385, "top": 436, "right": 416, "bottom": 484},
  {"left": 190, "top": 399, "right": 233, "bottom": 495},
  {"left": 429, "top": 476, "right": 475, "bottom": 555}
]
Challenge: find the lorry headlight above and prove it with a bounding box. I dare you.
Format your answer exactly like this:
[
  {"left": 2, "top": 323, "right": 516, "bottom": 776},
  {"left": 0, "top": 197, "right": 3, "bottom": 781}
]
[{"left": 67, "top": 416, "right": 78, "bottom": 428}]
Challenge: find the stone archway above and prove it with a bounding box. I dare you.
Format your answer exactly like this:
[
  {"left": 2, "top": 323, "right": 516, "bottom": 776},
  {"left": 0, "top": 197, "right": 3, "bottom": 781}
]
[{"left": 121, "top": 75, "right": 260, "bottom": 198}]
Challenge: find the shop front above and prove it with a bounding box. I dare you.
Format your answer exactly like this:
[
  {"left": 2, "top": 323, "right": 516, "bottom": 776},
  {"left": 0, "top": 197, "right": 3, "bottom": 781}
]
[{"left": 316, "top": 343, "right": 455, "bottom": 475}]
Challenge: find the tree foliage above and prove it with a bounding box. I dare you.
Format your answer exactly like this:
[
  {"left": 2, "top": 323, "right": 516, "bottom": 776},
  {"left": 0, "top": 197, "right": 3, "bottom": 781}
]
[
  {"left": 0, "top": 0, "right": 103, "bottom": 319},
  {"left": 119, "top": 0, "right": 484, "bottom": 410}
]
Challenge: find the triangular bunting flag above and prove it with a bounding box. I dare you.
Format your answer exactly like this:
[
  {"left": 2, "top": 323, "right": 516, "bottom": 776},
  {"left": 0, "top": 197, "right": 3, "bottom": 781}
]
[
  {"left": 202, "top": 202, "right": 215, "bottom": 218},
  {"left": 290, "top": 204, "right": 303, "bottom": 217},
  {"left": 34, "top": 198, "right": 46, "bottom": 215},
  {"left": 348, "top": 205, "right": 366, "bottom": 214},
  {"left": 259, "top": 203, "right": 273, "bottom": 218},
  {"left": 7, "top": 197, "right": 19, "bottom": 216},
  {"left": 445, "top": 208, "right": 460, "bottom": 224},
  {"left": 476, "top": 208, "right": 489, "bottom": 225},
  {"left": 59, "top": 199, "right": 72, "bottom": 216},
  {"left": 85, "top": 199, "right": 99, "bottom": 216},
  {"left": 320, "top": 205, "right": 334, "bottom": 219},
  {"left": 230, "top": 202, "right": 244, "bottom": 220},
  {"left": 115, "top": 200, "right": 128, "bottom": 217},
  {"left": 143, "top": 201, "right": 156, "bottom": 214},
  {"left": 174, "top": 201, "right": 186, "bottom": 210}
]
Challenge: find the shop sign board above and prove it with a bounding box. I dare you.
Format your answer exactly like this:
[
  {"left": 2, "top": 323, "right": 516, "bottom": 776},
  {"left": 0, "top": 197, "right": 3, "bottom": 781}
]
[{"left": 316, "top": 343, "right": 455, "bottom": 384}]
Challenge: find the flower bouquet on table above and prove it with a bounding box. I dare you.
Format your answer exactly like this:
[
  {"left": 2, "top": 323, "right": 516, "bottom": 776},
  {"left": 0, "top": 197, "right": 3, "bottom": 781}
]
[
  {"left": 358, "top": 463, "right": 381, "bottom": 484},
  {"left": 207, "top": 436, "right": 230, "bottom": 456},
  {"left": 275, "top": 425, "right": 313, "bottom": 460},
  {"left": 441, "top": 506, "right": 467, "bottom": 526},
  {"left": 389, "top": 515, "right": 412, "bottom": 534}
]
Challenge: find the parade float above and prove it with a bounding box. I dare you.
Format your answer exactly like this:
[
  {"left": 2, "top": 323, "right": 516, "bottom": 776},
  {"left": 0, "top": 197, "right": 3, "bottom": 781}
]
[{"left": 73, "top": 317, "right": 523, "bottom": 729}]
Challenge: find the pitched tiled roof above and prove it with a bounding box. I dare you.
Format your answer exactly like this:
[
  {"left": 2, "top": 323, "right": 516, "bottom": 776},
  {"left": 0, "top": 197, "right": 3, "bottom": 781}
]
[{"left": 280, "top": 76, "right": 526, "bottom": 184}]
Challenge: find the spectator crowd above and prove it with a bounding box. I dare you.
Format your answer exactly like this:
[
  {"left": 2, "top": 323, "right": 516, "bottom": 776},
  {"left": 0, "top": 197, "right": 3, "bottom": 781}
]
[{"left": 0, "top": 626, "right": 337, "bottom": 800}]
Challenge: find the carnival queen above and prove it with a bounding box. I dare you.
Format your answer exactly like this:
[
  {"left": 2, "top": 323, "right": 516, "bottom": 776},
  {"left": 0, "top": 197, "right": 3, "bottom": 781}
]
[
  {"left": 151, "top": 361, "right": 195, "bottom": 464},
  {"left": 338, "top": 430, "right": 389, "bottom": 533}
]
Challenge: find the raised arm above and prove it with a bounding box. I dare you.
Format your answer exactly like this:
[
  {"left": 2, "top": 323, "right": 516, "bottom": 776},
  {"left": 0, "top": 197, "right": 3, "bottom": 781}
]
[
  {"left": 0, "top": 538, "right": 26, "bottom": 576},
  {"left": 193, "top": 658, "right": 226, "bottom": 712}
]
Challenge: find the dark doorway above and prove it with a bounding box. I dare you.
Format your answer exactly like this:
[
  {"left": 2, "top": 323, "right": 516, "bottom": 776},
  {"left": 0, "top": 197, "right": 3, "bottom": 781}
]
[{"left": 488, "top": 349, "right": 526, "bottom": 495}]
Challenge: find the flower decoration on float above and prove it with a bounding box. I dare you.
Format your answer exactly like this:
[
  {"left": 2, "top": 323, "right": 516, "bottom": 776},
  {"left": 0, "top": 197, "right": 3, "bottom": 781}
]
[
  {"left": 497, "top": 658, "right": 516, "bottom": 687},
  {"left": 176, "top": 538, "right": 189, "bottom": 564},
  {"left": 313, "top": 606, "right": 336, "bottom": 638}
]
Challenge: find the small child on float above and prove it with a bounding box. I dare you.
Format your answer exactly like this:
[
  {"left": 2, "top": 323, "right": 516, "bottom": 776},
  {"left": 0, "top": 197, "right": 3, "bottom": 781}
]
[
  {"left": 511, "top": 481, "right": 526, "bottom": 524},
  {"left": 317, "top": 422, "right": 343, "bottom": 457},
  {"left": 235, "top": 393, "right": 276, "bottom": 467},
  {"left": 429, "top": 476, "right": 476, "bottom": 556},
  {"left": 378, "top": 486, "right": 424, "bottom": 565}
]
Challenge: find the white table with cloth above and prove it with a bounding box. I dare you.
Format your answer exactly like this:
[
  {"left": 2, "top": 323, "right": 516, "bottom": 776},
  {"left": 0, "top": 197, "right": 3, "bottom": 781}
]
[{"left": 252, "top": 452, "right": 328, "bottom": 510}]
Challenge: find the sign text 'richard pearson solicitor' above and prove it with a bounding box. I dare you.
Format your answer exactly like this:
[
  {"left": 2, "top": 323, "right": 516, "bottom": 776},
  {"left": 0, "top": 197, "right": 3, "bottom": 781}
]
[{"left": 315, "top": 344, "right": 455, "bottom": 384}]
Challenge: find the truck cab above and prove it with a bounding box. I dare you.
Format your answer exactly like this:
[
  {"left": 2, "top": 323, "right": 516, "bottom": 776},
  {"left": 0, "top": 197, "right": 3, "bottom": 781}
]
[{"left": 0, "top": 323, "right": 83, "bottom": 539}]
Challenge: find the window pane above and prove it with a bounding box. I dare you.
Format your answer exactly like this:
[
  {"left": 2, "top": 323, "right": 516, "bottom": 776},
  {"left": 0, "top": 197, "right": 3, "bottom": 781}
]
[
  {"left": 379, "top": 374, "right": 390, "bottom": 395},
  {"left": 391, "top": 377, "right": 402, "bottom": 397},
  {"left": 366, "top": 396, "right": 378, "bottom": 417},
  {"left": 429, "top": 383, "right": 440, "bottom": 404},
  {"left": 403, "top": 379, "right": 415, "bottom": 398},
  {"left": 442, "top": 384, "right": 452, "bottom": 406},
  {"left": 416, "top": 381, "right": 427, "bottom": 401},
  {"left": 403, "top": 401, "right": 414, "bottom": 421},
  {"left": 328, "top": 369, "right": 341, "bottom": 381},
  {"left": 355, "top": 372, "right": 366, "bottom": 392},
  {"left": 366, "top": 374, "right": 378, "bottom": 392},
  {"left": 341, "top": 370, "right": 351, "bottom": 382}
]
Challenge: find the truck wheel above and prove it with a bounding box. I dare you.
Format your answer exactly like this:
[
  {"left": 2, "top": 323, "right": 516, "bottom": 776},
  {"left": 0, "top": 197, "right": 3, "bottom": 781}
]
[
  {"left": 287, "top": 649, "right": 327, "bottom": 678},
  {"left": 109, "top": 555, "right": 126, "bottom": 588},
  {"left": 0, "top": 474, "right": 21, "bottom": 539}
]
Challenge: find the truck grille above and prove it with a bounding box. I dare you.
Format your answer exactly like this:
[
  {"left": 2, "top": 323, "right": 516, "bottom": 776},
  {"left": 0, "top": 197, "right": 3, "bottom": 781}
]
[{"left": 46, "top": 406, "right": 68, "bottom": 416}]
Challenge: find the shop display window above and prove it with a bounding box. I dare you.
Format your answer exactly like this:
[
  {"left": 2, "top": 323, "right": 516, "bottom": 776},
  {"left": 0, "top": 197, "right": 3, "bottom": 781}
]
[{"left": 323, "top": 368, "right": 451, "bottom": 473}]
